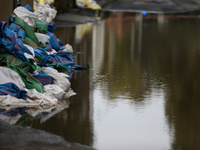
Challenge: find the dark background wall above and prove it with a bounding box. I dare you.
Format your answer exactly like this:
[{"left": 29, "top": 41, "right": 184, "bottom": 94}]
[
  {"left": 21, "top": 0, "right": 33, "bottom": 8},
  {"left": 0, "top": 0, "right": 33, "bottom": 23},
  {"left": 0, "top": 1, "right": 14, "bottom": 23}
]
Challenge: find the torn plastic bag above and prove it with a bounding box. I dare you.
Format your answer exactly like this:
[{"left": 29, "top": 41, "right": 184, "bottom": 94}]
[
  {"left": 0, "top": 67, "right": 25, "bottom": 89},
  {"left": 0, "top": 82, "right": 27, "bottom": 100},
  {"left": 12, "top": 5, "right": 45, "bottom": 27},
  {"left": 0, "top": 21, "right": 29, "bottom": 61},
  {"left": 41, "top": 67, "right": 71, "bottom": 92}
]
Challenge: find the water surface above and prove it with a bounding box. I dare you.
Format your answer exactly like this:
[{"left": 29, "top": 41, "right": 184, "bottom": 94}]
[{"left": 17, "top": 12, "right": 200, "bottom": 150}]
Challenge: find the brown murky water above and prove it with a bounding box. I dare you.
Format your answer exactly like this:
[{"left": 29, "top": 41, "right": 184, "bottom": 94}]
[{"left": 4, "top": 12, "right": 200, "bottom": 150}]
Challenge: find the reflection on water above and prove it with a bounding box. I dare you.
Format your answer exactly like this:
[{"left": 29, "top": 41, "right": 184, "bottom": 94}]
[
  {"left": 3, "top": 12, "right": 200, "bottom": 149},
  {"left": 0, "top": 99, "right": 70, "bottom": 128},
  {"left": 93, "top": 12, "right": 200, "bottom": 150}
]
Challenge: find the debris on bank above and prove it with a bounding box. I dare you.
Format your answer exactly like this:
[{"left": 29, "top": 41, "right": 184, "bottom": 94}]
[{"left": 0, "top": 3, "right": 84, "bottom": 109}]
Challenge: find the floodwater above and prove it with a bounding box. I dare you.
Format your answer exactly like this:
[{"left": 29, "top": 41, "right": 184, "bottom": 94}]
[{"left": 3, "top": 12, "right": 200, "bottom": 150}]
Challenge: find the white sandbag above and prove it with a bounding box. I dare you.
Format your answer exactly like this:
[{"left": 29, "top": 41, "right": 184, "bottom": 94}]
[
  {"left": 0, "top": 89, "right": 58, "bottom": 107},
  {"left": 58, "top": 73, "right": 69, "bottom": 78},
  {"left": 41, "top": 67, "right": 71, "bottom": 92},
  {"left": 43, "top": 84, "right": 65, "bottom": 100},
  {"left": 35, "top": 33, "right": 50, "bottom": 44},
  {"left": 36, "top": 2, "right": 46, "bottom": 18},
  {"left": 0, "top": 95, "right": 44, "bottom": 107},
  {"left": 0, "top": 67, "right": 25, "bottom": 89},
  {"left": 62, "top": 44, "right": 73, "bottom": 52},
  {"left": 64, "top": 89, "right": 77, "bottom": 98},
  {"left": 12, "top": 6, "right": 45, "bottom": 27},
  {"left": 36, "top": 3, "right": 57, "bottom": 24},
  {"left": 45, "top": 6, "right": 57, "bottom": 23},
  {"left": 26, "top": 88, "right": 58, "bottom": 106}
]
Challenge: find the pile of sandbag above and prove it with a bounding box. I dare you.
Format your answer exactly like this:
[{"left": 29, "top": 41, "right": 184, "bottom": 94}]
[
  {"left": 0, "top": 4, "right": 81, "bottom": 108},
  {"left": 76, "top": 0, "right": 102, "bottom": 10},
  {"left": 33, "top": 0, "right": 57, "bottom": 24}
]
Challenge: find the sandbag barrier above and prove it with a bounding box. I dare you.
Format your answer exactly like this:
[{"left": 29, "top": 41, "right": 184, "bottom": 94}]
[{"left": 0, "top": 4, "right": 83, "bottom": 108}]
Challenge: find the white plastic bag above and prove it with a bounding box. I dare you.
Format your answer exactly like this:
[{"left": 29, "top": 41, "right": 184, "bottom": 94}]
[
  {"left": 0, "top": 67, "right": 25, "bottom": 89},
  {"left": 43, "top": 84, "right": 65, "bottom": 100},
  {"left": 12, "top": 6, "right": 45, "bottom": 27},
  {"left": 41, "top": 67, "right": 71, "bottom": 92},
  {"left": 62, "top": 44, "right": 74, "bottom": 52},
  {"left": 35, "top": 33, "right": 50, "bottom": 44}
]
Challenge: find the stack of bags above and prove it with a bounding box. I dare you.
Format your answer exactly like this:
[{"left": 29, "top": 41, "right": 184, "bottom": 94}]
[
  {"left": 33, "top": 0, "right": 57, "bottom": 24},
  {"left": 0, "top": 4, "right": 81, "bottom": 108},
  {"left": 76, "top": 0, "right": 102, "bottom": 10}
]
